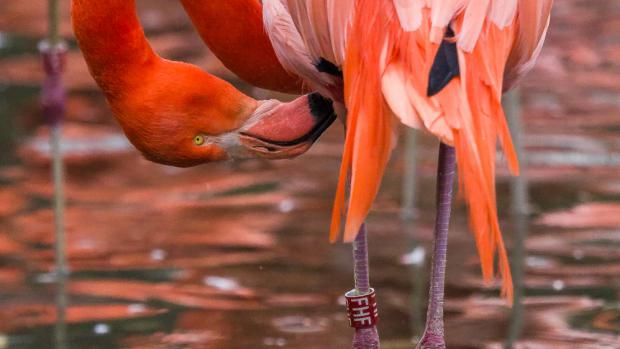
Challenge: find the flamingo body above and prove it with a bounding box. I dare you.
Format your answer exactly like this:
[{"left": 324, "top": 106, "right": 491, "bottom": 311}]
[{"left": 263, "top": 0, "right": 553, "bottom": 297}]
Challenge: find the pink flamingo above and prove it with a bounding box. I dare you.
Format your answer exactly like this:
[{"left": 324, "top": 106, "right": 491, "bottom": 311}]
[{"left": 262, "top": 0, "right": 553, "bottom": 348}]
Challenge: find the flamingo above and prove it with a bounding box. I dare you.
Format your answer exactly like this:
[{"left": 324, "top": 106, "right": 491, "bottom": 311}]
[
  {"left": 72, "top": 0, "right": 336, "bottom": 169},
  {"left": 261, "top": 0, "right": 553, "bottom": 348}
]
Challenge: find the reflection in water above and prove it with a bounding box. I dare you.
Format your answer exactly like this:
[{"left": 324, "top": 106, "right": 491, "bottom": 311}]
[
  {"left": 401, "top": 128, "right": 418, "bottom": 221},
  {"left": 41, "top": 0, "right": 70, "bottom": 343},
  {"left": 405, "top": 232, "right": 426, "bottom": 342},
  {"left": 50, "top": 124, "right": 69, "bottom": 349},
  {"left": 0, "top": 85, "right": 14, "bottom": 167},
  {"left": 0, "top": 85, "right": 39, "bottom": 167},
  {"left": 54, "top": 262, "right": 68, "bottom": 349},
  {"left": 504, "top": 90, "right": 529, "bottom": 349},
  {"left": 399, "top": 128, "right": 426, "bottom": 341}
]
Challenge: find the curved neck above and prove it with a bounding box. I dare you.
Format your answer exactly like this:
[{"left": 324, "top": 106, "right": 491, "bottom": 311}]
[
  {"left": 180, "top": 0, "right": 302, "bottom": 94},
  {"left": 72, "top": 0, "right": 156, "bottom": 92}
]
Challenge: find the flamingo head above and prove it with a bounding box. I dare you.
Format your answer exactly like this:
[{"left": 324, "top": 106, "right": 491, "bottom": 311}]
[{"left": 111, "top": 61, "right": 336, "bottom": 167}]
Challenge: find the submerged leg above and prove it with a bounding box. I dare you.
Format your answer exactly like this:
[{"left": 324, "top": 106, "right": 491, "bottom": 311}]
[
  {"left": 350, "top": 224, "right": 380, "bottom": 349},
  {"left": 417, "top": 143, "right": 456, "bottom": 349}
]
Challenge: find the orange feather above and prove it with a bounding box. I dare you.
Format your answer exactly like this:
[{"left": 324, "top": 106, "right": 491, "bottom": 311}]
[{"left": 331, "top": 0, "right": 396, "bottom": 242}]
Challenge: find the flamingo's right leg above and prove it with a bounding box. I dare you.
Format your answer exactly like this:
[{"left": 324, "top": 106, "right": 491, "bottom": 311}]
[{"left": 417, "top": 143, "right": 456, "bottom": 349}]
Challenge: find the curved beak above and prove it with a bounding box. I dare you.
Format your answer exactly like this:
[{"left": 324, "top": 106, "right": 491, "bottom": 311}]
[{"left": 236, "top": 93, "right": 336, "bottom": 159}]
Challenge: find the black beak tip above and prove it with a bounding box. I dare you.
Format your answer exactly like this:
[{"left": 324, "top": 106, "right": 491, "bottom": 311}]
[{"left": 308, "top": 92, "right": 335, "bottom": 120}]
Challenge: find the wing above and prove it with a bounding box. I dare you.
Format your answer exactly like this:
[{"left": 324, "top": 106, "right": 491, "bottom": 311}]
[
  {"left": 326, "top": 0, "right": 355, "bottom": 66},
  {"left": 263, "top": 0, "right": 342, "bottom": 100},
  {"left": 284, "top": 0, "right": 355, "bottom": 66},
  {"left": 285, "top": 0, "right": 334, "bottom": 64}
]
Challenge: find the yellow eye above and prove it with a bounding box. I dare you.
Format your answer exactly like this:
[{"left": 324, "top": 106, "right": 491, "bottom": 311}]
[{"left": 194, "top": 135, "right": 205, "bottom": 146}]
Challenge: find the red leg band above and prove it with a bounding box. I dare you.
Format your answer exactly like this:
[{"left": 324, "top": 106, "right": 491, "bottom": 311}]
[{"left": 345, "top": 288, "right": 379, "bottom": 329}]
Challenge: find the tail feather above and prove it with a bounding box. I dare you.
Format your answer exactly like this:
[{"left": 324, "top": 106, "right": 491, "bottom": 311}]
[
  {"left": 451, "top": 20, "right": 516, "bottom": 299},
  {"left": 331, "top": 0, "right": 396, "bottom": 243}
]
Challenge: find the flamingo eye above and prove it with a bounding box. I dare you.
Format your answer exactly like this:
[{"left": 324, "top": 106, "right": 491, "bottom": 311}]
[{"left": 194, "top": 135, "right": 205, "bottom": 146}]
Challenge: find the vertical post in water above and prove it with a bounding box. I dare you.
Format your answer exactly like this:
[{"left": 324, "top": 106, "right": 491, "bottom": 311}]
[
  {"left": 504, "top": 89, "right": 529, "bottom": 349},
  {"left": 42, "top": 0, "right": 68, "bottom": 347},
  {"left": 417, "top": 143, "right": 456, "bottom": 349}
]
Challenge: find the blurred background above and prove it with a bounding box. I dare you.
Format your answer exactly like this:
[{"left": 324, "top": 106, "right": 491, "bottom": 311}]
[{"left": 1, "top": 0, "right": 619, "bottom": 348}]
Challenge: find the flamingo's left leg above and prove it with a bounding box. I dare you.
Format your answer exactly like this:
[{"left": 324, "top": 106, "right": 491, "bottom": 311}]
[
  {"left": 350, "top": 224, "right": 380, "bottom": 349},
  {"left": 417, "top": 142, "right": 456, "bottom": 349}
]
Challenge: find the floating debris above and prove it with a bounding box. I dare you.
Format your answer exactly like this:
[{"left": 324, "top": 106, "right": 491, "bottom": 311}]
[
  {"left": 93, "top": 323, "right": 110, "bottom": 335},
  {"left": 202, "top": 276, "right": 240, "bottom": 291},
  {"left": 553, "top": 280, "right": 566, "bottom": 292},
  {"left": 272, "top": 315, "right": 330, "bottom": 334},
  {"left": 263, "top": 337, "right": 288, "bottom": 347},
  {"left": 33, "top": 272, "right": 57, "bottom": 284},
  {"left": 278, "top": 199, "right": 296, "bottom": 213},
  {"left": 400, "top": 246, "right": 426, "bottom": 266},
  {"left": 127, "top": 304, "right": 147, "bottom": 315},
  {"left": 573, "top": 249, "right": 585, "bottom": 261},
  {"left": 149, "top": 249, "right": 167, "bottom": 262}
]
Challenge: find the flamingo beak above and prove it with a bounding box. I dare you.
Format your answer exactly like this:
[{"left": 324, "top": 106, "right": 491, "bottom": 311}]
[{"left": 238, "top": 93, "right": 336, "bottom": 159}]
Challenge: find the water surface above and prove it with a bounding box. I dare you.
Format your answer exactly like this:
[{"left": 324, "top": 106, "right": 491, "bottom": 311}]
[{"left": 1, "top": 0, "right": 619, "bottom": 348}]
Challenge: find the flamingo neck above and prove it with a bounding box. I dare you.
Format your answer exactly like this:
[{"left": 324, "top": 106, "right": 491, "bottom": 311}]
[
  {"left": 179, "top": 0, "right": 302, "bottom": 93},
  {"left": 72, "top": 0, "right": 156, "bottom": 93}
]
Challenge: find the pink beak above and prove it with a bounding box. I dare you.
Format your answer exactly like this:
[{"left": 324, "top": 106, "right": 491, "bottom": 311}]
[{"left": 240, "top": 93, "right": 336, "bottom": 159}]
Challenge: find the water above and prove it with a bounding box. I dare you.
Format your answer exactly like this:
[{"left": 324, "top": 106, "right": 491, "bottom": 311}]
[{"left": 1, "top": 0, "right": 620, "bottom": 348}]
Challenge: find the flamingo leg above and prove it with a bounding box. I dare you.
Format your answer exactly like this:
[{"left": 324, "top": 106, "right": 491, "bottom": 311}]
[
  {"left": 351, "top": 223, "right": 381, "bottom": 349},
  {"left": 417, "top": 143, "right": 456, "bottom": 349}
]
